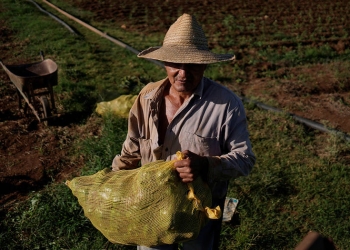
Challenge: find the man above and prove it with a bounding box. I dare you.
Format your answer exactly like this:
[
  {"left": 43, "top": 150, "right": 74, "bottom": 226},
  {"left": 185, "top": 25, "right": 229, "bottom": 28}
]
[{"left": 112, "top": 13, "right": 255, "bottom": 250}]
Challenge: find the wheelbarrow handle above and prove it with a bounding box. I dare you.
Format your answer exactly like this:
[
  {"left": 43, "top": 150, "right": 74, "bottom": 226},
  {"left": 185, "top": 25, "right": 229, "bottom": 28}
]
[{"left": 40, "top": 51, "right": 45, "bottom": 61}]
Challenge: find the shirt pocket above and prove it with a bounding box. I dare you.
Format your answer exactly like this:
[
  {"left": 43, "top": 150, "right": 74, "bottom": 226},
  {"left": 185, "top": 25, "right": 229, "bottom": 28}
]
[{"left": 179, "top": 131, "right": 221, "bottom": 156}]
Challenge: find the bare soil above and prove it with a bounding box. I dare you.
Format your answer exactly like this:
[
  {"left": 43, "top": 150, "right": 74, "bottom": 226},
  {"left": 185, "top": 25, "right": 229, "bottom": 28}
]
[
  {"left": 1, "top": 0, "right": 349, "bottom": 212},
  {"left": 0, "top": 21, "right": 101, "bottom": 209}
]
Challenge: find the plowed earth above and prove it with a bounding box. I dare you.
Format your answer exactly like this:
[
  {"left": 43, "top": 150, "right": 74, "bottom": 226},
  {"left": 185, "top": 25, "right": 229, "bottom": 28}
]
[
  {"left": 1, "top": 0, "right": 350, "bottom": 212},
  {"left": 70, "top": 0, "right": 350, "bottom": 133}
]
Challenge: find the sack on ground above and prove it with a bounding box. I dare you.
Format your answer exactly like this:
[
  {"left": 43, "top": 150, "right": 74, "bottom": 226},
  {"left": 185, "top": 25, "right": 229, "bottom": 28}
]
[
  {"left": 66, "top": 152, "right": 221, "bottom": 247},
  {"left": 95, "top": 94, "right": 137, "bottom": 118}
]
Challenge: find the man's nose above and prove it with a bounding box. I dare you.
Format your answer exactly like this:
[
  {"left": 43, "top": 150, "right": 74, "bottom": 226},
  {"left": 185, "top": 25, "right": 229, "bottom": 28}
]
[
  {"left": 178, "top": 68, "right": 187, "bottom": 77},
  {"left": 178, "top": 64, "right": 189, "bottom": 76}
]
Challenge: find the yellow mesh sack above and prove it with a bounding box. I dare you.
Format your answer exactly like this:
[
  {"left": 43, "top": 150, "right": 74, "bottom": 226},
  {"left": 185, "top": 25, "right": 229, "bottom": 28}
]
[
  {"left": 95, "top": 95, "right": 137, "bottom": 118},
  {"left": 66, "top": 152, "right": 221, "bottom": 247}
]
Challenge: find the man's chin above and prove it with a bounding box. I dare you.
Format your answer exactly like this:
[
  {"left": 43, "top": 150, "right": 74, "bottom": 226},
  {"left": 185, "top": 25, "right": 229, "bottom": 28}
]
[{"left": 174, "top": 82, "right": 195, "bottom": 91}]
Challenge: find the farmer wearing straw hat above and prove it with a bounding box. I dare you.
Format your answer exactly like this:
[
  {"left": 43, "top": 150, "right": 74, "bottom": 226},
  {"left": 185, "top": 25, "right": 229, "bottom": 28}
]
[{"left": 112, "top": 14, "right": 255, "bottom": 249}]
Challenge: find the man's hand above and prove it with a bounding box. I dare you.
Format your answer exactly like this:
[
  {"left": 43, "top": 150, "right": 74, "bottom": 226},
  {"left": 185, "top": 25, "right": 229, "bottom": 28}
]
[{"left": 174, "top": 150, "right": 208, "bottom": 183}]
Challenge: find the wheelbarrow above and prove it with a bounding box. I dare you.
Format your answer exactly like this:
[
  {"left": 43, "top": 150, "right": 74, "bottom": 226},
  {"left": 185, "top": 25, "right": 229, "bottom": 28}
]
[{"left": 0, "top": 53, "right": 58, "bottom": 125}]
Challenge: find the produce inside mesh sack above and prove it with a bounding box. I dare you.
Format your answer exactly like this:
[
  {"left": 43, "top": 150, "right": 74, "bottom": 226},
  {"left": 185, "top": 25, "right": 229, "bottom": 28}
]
[
  {"left": 95, "top": 94, "right": 137, "bottom": 118},
  {"left": 66, "top": 152, "right": 221, "bottom": 246}
]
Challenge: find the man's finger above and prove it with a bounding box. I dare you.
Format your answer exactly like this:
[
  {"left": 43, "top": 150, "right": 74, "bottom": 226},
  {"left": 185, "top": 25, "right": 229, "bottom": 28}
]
[
  {"left": 181, "top": 178, "right": 192, "bottom": 183},
  {"left": 176, "top": 165, "right": 191, "bottom": 173}
]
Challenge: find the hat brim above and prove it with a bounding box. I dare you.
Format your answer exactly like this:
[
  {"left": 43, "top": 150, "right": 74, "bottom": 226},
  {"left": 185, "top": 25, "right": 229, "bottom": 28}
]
[{"left": 137, "top": 46, "right": 235, "bottom": 64}]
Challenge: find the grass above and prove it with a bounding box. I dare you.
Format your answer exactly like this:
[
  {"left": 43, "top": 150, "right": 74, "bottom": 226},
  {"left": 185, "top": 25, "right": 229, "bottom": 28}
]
[
  {"left": 1, "top": 0, "right": 350, "bottom": 249},
  {"left": 1, "top": 0, "right": 166, "bottom": 123},
  {"left": 0, "top": 114, "right": 131, "bottom": 250},
  {"left": 221, "top": 108, "right": 350, "bottom": 249}
]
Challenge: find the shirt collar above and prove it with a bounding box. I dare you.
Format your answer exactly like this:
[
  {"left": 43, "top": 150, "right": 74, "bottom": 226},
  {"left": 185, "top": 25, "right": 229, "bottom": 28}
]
[
  {"left": 144, "top": 78, "right": 168, "bottom": 101},
  {"left": 194, "top": 77, "right": 205, "bottom": 98}
]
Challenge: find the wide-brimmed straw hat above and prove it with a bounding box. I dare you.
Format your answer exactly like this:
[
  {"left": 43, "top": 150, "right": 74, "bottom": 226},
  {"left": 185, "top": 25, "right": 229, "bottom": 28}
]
[{"left": 137, "top": 14, "right": 235, "bottom": 64}]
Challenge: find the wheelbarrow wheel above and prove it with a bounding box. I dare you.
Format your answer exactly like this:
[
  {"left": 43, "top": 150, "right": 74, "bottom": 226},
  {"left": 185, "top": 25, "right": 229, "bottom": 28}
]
[{"left": 39, "top": 96, "right": 51, "bottom": 126}]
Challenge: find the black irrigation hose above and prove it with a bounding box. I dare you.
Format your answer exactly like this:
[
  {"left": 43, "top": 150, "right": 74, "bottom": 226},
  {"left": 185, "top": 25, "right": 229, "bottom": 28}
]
[
  {"left": 38, "top": 0, "right": 350, "bottom": 142},
  {"left": 241, "top": 97, "right": 350, "bottom": 142},
  {"left": 27, "top": 0, "right": 77, "bottom": 35}
]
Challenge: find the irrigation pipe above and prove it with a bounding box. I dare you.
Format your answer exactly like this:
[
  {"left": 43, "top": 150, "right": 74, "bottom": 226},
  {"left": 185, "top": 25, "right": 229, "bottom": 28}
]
[
  {"left": 41, "top": 0, "right": 164, "bottom": 68},
  {"left": 241, "top": 97, "right": 350, "bottom": 142},
  {"left": 27, "top": 0, "right": 77, "bottom": 35},
  {"left": 40, "top": 0, "right": 349, "bottom": 141}
]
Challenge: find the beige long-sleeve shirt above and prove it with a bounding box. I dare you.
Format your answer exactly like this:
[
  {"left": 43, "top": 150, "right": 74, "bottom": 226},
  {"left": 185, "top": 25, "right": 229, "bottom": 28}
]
[{"left": 112, "top": 77, "right": 255, "bottom": 198}]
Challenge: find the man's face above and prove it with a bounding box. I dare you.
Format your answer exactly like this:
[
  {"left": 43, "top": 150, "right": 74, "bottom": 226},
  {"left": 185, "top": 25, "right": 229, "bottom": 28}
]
[{"left": 164, "top": 62, "right": 207, "bottom": 94}]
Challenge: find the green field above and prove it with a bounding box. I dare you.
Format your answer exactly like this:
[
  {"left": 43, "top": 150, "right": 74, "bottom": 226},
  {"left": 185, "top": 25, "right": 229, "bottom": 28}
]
[{"left": 0, "top": 0, "right": 350, "bottom": 249}]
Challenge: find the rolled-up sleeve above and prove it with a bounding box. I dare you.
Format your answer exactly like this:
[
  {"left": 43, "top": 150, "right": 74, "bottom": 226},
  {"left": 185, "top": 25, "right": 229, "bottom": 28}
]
[
  {"left": 112, "top": 115, "right": 141, "bottom": 171},
  {"left": 111, "top": 79, "right": 167, "bottom": 171},
  {"left": 206, "top": 101, "right": 255, "bottom": 182},
  {"left": 111, "top": 99, "right": 142, "bottom": 171}
]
